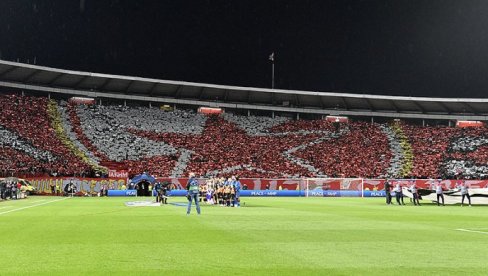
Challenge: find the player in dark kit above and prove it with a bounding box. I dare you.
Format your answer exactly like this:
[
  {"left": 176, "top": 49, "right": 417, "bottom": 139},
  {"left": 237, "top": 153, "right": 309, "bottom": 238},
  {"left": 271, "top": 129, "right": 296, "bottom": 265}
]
[
  {"left": 160, "top": 181, "right": 170, "bottom": 204},
  {"left": 186, "top": 173, "right": 201, "bottom": 215},
  {"left": 154, "top": 182, "right": 162, "bottom": 203},
  {"left": 384, "top": 179, "right": 392, "bottom": 205}
]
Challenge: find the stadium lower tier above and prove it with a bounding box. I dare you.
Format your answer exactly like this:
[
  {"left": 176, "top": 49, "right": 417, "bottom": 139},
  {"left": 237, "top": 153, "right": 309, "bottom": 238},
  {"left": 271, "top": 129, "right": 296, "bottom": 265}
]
[
  {"left": 20, "top": 176, "right": 488, "bottom": 204},
  {"left": 1, "top": 94, "right": 488, "bottom": 179},
  {"left": 26, "top": 176, "right": 488, "bottom": 192}
]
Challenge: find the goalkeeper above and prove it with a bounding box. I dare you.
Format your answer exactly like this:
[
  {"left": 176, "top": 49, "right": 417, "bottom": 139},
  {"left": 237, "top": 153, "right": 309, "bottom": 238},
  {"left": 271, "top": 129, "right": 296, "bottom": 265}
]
[{"left": 186, "top": 173, "right": 201, "bottom": 215}]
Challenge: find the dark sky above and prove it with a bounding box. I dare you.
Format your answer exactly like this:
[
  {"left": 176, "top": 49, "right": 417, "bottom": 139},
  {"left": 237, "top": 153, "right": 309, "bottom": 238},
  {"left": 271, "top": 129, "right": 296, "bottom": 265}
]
[{"left": 1, "top": 0, "right": 488, "bottom": 97}]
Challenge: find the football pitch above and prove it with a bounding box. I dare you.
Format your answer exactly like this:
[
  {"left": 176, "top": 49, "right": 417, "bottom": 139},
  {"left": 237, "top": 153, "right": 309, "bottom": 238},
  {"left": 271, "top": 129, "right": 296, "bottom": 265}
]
[{"left": 1, "top": 196, "right": 488, "bottom": 275}]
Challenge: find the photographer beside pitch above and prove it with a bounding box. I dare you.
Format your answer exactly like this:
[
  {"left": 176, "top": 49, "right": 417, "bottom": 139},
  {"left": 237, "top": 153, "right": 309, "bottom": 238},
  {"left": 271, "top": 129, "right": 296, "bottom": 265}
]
[{"left": 186, "top": 173, "right": 201, "bottom": 215}]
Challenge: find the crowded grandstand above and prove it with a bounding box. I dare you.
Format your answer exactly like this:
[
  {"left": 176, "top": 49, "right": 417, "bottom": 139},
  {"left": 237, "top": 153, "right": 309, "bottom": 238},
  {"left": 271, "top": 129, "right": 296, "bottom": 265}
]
[{"left": 0, "top": 92, "right": 487, "bottom": 181}]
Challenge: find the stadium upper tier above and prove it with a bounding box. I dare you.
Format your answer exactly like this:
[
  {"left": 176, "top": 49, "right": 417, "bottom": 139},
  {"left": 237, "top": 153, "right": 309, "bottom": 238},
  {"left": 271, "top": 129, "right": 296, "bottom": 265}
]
[
  {"left": 0, "top": 60, "right": 488, "bottom": 120},
  {"left": 0, "top": 94, "right": 487, "bottom": 179}
]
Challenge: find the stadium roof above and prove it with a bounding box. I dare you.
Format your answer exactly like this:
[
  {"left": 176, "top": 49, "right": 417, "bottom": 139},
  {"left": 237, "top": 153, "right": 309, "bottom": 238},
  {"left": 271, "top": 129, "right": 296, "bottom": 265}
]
[{"left": 0, "top": 59, "right": 487, "bottom": 120}]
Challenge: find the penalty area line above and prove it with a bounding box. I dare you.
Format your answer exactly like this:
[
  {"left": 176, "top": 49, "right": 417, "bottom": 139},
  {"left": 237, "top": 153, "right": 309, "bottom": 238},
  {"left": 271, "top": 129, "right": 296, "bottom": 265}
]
[
  {"left": 0, "top": 197, "right": 69, "bottom": 216},
  {"left": 455, "top": 228, "right": 488, "bottom": 235}
]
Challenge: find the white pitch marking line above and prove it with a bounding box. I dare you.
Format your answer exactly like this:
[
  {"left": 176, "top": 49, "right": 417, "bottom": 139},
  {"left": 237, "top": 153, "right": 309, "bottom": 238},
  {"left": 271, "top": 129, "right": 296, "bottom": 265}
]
[
  {"left": 0, "top": 197, "right": 69, "bottom": 216},
  {"left": 6, "top": 199, "right": 47, "bottom": 205},
  {"left": 455, "top": 228, "right": 488, "bottom": 235},
  {"left": 23, "top": 200, "right": 46, "bottom": 204}
]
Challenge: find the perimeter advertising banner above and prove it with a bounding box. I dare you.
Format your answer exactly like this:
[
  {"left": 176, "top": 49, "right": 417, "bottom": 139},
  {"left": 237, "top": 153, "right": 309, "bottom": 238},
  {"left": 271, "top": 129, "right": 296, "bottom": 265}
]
[
  {"left": 26, "top": 177, "right": 488, "bottom": 197},
  {"left": 26, "top": 177, "right": 127, "bottom": 195},
  {"left": 156, "top": 178, "right": 304, "bottom": 190},
  {"left": 363, "top": 179, "right": 488, "bottom": 191}
]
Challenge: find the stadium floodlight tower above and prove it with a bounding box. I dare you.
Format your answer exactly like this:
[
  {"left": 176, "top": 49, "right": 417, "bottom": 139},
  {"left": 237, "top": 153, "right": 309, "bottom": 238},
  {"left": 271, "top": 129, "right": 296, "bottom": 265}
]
[{"left": 304, "top": 177, "right": 365, "bottom": 198}]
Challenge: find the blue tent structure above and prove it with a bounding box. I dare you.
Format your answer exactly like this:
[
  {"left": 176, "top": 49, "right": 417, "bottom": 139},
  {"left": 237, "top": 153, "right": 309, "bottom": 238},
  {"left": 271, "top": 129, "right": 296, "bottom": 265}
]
[
  {"left": 129, "top": 173, "right": 156, "bottom": 196},
  {"left": 130, "top": 173, "right": 156, "bottom": 185}
]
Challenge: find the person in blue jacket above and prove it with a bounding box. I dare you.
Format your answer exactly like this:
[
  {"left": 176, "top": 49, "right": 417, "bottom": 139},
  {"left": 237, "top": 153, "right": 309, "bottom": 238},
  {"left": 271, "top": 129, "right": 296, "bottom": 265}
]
[
  {"left": 154, "top": 182, "right": 162, "bottom": 203},
  {"left": 232, "top": 176, "right": 241, "bottom": 207},
  {"left": 186, "top": 173, "right": 201, "bottom": 215}
]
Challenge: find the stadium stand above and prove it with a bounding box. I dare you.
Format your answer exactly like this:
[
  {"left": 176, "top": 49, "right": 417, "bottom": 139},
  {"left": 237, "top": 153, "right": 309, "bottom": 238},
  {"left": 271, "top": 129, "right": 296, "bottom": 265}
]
[
  {"left": 292, "top": 121, "right": 393, "bottom": 178},
  {"left": 0, "top": 95, "right": 92, "bottom": 176},
  {"left": 0, "top": 94, "right": 487, "bottom": 179},
  {"left": 444, "top": 127, "right": 488, "bottom": 179}
]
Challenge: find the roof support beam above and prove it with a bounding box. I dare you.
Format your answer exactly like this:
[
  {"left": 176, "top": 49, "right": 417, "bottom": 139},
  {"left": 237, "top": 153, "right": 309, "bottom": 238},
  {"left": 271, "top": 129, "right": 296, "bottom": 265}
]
[
  {"left": 73, "top": 76, "right": 89, "bottom": 88},
  {"left": 48, "top": 73, "right": 64, "bottom": 85},
  {"left": 412, "top": 101, "right": 425, "bottom": 113},
  {"left": 0, "top": 66, "right": 18, "bottom": 77},
  {"left": 363, "top": 98, "right": 375, "bottom": 111},
  {"left": 174, "top": 85, "right": 182, "bottom": 98},
  {"left": 461, "top": 102, "right": 479, "bottom": 115},
  {"left": 198, "top": 87, "right": 205, "bottom": 100},
  {"left": 147, "top": 82, "right": 158, "bottom": 96},
  {"left": 295, "top": 94, "right": 300, "bottom": 107},
  {"left": 224, "top": 89, "right": 229, "bottom": 102},
  {"left": 23, "top": 70, "right": 41, "bottom": 82},
  {"left": 319, "top": 96, "right": 326, "bottom": 109},
  {"left": 389, "top": 100, "right": 400, "bottom": 112},
  {"left": 340, "top": 97, "right": 349, "bottom": 110},
  {"left": 437, "top": 102, "right": 451, "bottom": 114},
  {"left": 98, "top": 78, "right": 112, "bottom": 91},
  {"left": 124, "top": 80, "right": 135, "bottom": 94}
]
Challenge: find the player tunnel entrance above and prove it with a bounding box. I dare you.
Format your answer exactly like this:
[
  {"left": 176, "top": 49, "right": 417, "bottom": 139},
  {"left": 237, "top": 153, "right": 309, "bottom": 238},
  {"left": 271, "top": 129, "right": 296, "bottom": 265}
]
[
  {"left": 129, "top": 173, "right": 156, "bottom": 197},
  {"left": 136, "top": 181, "right": 150, "bottom": 197}
]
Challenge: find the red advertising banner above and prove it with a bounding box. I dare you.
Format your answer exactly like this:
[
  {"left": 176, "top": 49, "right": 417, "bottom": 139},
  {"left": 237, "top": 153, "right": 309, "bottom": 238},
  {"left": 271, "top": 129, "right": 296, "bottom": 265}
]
[{"left": 108, "top": 170, "right": 128, "bottom": 178}]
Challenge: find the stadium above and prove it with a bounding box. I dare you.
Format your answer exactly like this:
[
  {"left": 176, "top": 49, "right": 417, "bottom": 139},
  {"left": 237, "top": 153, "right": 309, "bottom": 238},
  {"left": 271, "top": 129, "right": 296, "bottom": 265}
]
[{"left": 2, "top": 1, "right": 488, "bottom": 275}]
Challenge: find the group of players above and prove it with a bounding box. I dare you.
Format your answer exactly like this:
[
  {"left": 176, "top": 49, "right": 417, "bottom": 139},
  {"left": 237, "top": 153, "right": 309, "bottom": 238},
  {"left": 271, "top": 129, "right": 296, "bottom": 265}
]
[
  {"left": 185, "top": 173, "right": 241, "bottom": 215},
  {"left": 200, "top": 176, "right": 241, "bottom": 207},
  {"left": 0, "top": 181, "right": 21, "bottom": 200},
  {"left": 384, "top": 179, "right": 472, "bottom": 207}
]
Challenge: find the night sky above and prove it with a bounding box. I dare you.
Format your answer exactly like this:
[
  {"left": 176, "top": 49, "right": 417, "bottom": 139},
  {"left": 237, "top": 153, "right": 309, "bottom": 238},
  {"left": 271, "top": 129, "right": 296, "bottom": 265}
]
[{"left": 1, "top": 0, "right": 488, "bottom": 97}]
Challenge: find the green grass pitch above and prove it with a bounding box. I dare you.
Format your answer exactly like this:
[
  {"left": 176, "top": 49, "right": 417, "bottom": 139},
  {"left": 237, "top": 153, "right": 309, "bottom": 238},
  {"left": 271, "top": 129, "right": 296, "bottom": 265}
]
[{"left": 1, "top": 196, "right": 488, "bottom": 275}]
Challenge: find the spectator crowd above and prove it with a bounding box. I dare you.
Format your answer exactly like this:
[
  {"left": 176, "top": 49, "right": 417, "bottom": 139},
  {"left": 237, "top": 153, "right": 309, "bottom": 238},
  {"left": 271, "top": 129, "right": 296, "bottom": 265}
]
[{"left": 0, "top": 94, "right": 487, "bottom": 180}]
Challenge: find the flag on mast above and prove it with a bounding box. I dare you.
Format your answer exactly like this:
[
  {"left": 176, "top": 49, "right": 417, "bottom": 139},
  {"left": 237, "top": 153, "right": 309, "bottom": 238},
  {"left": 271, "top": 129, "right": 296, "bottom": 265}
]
[{"left": 269, "top": 52, "right": 274, "bottom": 62}]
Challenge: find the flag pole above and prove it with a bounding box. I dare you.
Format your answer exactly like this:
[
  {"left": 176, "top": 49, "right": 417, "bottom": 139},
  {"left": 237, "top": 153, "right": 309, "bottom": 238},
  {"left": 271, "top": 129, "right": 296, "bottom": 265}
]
[
  {"left": 269, "top": 52, "right": 275, "bottom": 89},
  {"left": 269, "top": 52, "right": 274, "bottom": 89}
]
